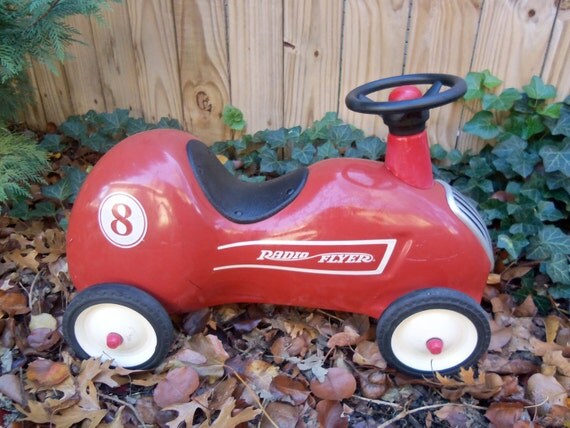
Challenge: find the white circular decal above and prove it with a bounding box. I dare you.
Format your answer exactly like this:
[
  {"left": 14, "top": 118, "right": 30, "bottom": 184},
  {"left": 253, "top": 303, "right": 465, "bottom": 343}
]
[{"left": 98, "top": 193, "right": 148, "bottom": 248}]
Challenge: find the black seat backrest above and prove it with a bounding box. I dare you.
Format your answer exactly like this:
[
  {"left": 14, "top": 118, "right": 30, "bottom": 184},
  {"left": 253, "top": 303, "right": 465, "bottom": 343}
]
[{"left": 187, "top": 140, "right": 308, "bottom": 224}]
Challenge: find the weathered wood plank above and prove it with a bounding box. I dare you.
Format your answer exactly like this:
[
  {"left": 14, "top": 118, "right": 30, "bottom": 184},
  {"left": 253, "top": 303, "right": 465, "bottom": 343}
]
[
  {"left": 338, "top": 0, "right": 410, "bottom": 139},
  {"left": 30, "top": 60, "right": 74, "bottom": 125},
  {"left": 174, "top": 0, "right": 231, "bottom": 143},
  {"left": 457, "top": 0, "right": 558, "bottom": 152},
  {"left": 22, "top": 65, "right": 47, "bottom": 129},
  {"left": 126, "top": 0, "right": 183, "bottom": 123},
  {"left": 405, "top": 0, "right": 482, "bottom": 150},
  {"left": 62, "top": 15, "right": 106, "bottom": 114},
  {"left": 283, "top": 0, "right": 343, "bottom": 128},
  {"left": 542, "top": 0, "right": 570, "bottom": 101},
  {"left": 90, "top": 1, "right": 143, "bottom": 117},
  {"left": 227, "top": 0, "right": 283, "bottom": 133}
]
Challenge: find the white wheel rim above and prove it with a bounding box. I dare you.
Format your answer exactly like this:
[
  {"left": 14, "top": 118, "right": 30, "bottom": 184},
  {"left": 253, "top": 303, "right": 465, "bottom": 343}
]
[
  {"left": 391, "top": 309, "right": 478, "bottom": 372},
  {"left": 74, "top": 303, "right": 157, "bottom": 367}
]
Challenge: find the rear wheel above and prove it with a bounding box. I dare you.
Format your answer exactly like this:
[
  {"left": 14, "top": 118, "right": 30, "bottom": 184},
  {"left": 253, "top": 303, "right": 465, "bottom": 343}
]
[
  {"left": 376, "top": 288, "right": 490, "bottom": 377},
  {"left": 62, "top": 284, "right": 173, "bottom": 370}
]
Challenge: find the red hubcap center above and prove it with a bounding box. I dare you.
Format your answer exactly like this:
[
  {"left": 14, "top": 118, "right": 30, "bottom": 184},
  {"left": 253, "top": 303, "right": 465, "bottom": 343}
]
[
  {"left": 426, "top": 338, "right": 443, "bottom": 355},
  {"left": 106, "top": 332, "right": 123, "bottom": 349}
]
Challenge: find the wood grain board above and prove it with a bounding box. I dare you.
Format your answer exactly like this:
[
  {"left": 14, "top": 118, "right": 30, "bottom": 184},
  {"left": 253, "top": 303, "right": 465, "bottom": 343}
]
[
  {"left": 283, "top": 0, "right": 343, "bottom": 128},
  {"left": 174, "top": 0, "right": 231, "bottom": 143},
  {"left": 337, "top": 0, "right": 410, "bottom": 139},
  {"left": 21, "top": 0, "right": 568, "bottom": 154},
  {"left": 227, "top": 0, "right": 283, "bottom": 133}
]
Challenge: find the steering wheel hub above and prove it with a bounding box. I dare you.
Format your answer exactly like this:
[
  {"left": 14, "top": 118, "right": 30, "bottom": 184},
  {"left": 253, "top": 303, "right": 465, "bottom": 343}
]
[{"left": 345, "top": 73, "right": 467, "bottom": 136}]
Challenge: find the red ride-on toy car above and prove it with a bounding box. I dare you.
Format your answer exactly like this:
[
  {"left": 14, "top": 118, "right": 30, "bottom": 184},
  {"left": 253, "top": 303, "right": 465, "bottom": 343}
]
[{"left": 63, "top": 74, "right": 493, "bottom": 377}]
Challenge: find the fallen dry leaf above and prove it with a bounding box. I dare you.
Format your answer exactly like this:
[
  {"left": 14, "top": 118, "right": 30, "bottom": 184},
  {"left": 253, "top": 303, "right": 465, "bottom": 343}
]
[
  {"left": 316, "top": 399, "right": 349, "bottom": 428},
  {"left": 260, "top": 401, "right": 300, "bottom": 428},
  {"left": 243, "top": 359, "right": 279, "bottom": 395},
  {"left": 27, "top": 359, "right": 70, "bottom": 388},
  {"left": 513, "top": 295, "right": 538, "bottom": 317},
  {"left": 545, "top": 315, "right": 561, "bottom": 343},
  {"left": 0, "top": 373, "right": 26, "bottom": 405},
  {"left": 435, "top": 404, "right": 470, "bottom": 427},
  {"left": 0, "top": 290, "right": 30, "bottom": 316},
  {"left": 163, "top": 400, "right": 207, "bottom": 428},
  {"left": 269, "top": 374, "right": 310, "bottom": 405},
  {"left": 352, "top": 340, "right": 387, "bottom": 369},
  {"left": 17, "top": 400, "right": 107, "bottom": 428},
  {"left": 358, "top": 370, "right": 388, "bottom": 399},
  {"left": 484, "top": 402, "right": 525, "bottom": 428},
  {"left": 327, "top": 325, "right": 361, "bottom": 348},
  {"left": 153, "top": 366, "right": 200, "bottom": 408},
  {"left": 542, "top": 351, "right": 570, "bottom": 376},
  {"left": 526, "top": 373, "right": 568, "bottom": 415},
  {"left": 310, "top": 367, "right": 356, "bottom": 400},
  {"left": 198, "top": 398, "right": 260, "bottom": 427},
  {"left": 183, "top": 334, "right": 230, "bottom": 380}
]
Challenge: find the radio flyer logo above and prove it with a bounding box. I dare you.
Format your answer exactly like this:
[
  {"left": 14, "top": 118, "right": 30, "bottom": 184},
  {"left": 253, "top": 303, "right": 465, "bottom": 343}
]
[{"left": 215, "top": 239, "right": 396, "bottom": 276}]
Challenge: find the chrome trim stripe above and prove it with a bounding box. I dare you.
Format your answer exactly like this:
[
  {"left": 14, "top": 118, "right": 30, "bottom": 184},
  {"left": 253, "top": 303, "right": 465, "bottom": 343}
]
[{"left": 437, "top": 180, "right": 494, "bottom": 267}]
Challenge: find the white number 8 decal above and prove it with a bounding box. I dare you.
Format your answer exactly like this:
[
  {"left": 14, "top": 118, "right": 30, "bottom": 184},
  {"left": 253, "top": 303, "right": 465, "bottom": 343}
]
[{"left": 98, "top": 193, "right": 148, "bottom": 248}]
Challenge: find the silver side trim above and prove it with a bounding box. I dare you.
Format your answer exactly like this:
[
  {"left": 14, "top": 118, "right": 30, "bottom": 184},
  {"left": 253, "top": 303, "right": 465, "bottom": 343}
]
[{"left": 438, "top": 180, "right": 494, "bottom": 267}]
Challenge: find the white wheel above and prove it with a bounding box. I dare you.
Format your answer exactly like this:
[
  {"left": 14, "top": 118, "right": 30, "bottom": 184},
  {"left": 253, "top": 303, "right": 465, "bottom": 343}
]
[
  {"left": 74, "top": 303, "right": 158, "bottom": 368},
  {"left": 63, "top": 284, "right": 173, "bottom": 369},
  {"left": 377, "top": 288, "right": 490, "bottom": 377},
  {"left": 391, "top": 309, "right": 479, "bottom": 373}
]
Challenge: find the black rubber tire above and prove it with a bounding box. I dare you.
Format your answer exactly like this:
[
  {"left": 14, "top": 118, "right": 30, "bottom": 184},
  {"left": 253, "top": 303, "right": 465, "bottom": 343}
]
[
  {"left": 376, "top": 288, "right": 490, "bottom": 377},
  {"left": 62, "top": 283, "right": 174, "bottom": 370}
]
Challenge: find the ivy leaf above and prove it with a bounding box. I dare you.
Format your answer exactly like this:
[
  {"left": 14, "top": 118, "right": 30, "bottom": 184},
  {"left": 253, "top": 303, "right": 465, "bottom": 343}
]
[
  {"left": 222, "top": 105, "right": 246, "bottom": 131},
  {"left": 265, "top": 128, "right": 287, "bottom": 149},
  {"left": 42, "top": 166, "right": 86, "bottom": 203},
  {"left": 317, "top": 141, "right": 339, "bottom": 159},
  {"left": 497, "top": 234, "right": 529, "bottom": 259},
  {"left": 259, "top": 147, "right": 280, "bottom": 173},
  {"left": 292, "top": 143, "right": 316, "bottom": 165},
  {"left": 523, "top": 76, "right": 556, "bottom": 100},
  {"left": 447, "top": 149, "right": 464, "bottom": 165},
  {"left": 309, "top": 112, "right": 342, "bottom": 140},
  {"left": 552, "top": 105, "right": 570, "bottom": 137},
  {"left": 509, "top": 150, "right": 540, "bottom": 178},
  {"left": 528, "top": 226, "right": 570, "bottom": 260},
  {"left": 464, "top": 72, "right": 484, "bottom": 100},
  {"left": 84, "top": 133, "right": 115, "bottom": 153},
  {"left": 482, "top": 70, "right": 502, "bottom": 89},
  {"left": 539, "top": 142, "right": 570, "bottom": 175},
  {"left": 430, "top": 144, "right": 447, "bottom": 160},
  {"left": 492, "top": 134, "right": 527, "bottom": 158},
  {"left": 538, "top": 102, "right": 562, "bottom": 119},
  {"left": 328, "top": 124, "right": 354, "bottom": 148},
  {"left": 548, "top": 285, "right": 570, "bottom": 299},
  {"left": 100, "top": 109, "right": 130, "bottom": 134},
  {"left": 38, "top": 134, "right": 63, "bottom": 152},
  {"left": 356, "top": 136, "right": 385, "bottom": 159},
  {"left": 521, "top": 114, "right": 545, "bottom": 140},
  {"left": 42, "top": 176, "right": 73, "bottom": 202},
  {"left": 463, "top": 111, "right": 501, "bottom": 140},
  {"left": 482, "top": 88, "right": 521, "bottom": 111},
  {"left": 59, "top": 117, "right": 87, "bottom": 140},
  {"left": 537, "top": 201, "right": 565, "bottom": 222},
  {"left": 466, "top": 157, "right": 493, "bottom": 178},
  {"left": 543, "top": 254, "right": 570, "bottom": 284}
]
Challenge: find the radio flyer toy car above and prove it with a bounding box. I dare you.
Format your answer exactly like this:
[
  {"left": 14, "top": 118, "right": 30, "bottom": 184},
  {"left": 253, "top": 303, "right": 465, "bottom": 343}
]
[{"left": 63, "top": 74, "right": 493, "bottom": 377}]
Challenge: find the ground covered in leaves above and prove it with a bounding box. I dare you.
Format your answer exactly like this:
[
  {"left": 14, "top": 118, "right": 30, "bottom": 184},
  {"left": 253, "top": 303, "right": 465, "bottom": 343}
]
[{"left": 0, "top": 216, "right": 568, "bottom": 427}]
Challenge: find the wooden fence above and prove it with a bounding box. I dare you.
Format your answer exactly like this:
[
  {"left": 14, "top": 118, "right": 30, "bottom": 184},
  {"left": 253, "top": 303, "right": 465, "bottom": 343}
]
[{"left": 24, "top": 0, "right": 570, "bottom": 152}]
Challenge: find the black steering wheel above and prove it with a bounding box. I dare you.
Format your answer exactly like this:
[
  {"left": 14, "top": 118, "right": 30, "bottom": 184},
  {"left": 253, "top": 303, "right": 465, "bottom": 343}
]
[
  {"left": 345, "top": 73, "right": 466, "bottom": 115},
  {"left": 345, "top": 73, "right": 466, "bottom": 135}
]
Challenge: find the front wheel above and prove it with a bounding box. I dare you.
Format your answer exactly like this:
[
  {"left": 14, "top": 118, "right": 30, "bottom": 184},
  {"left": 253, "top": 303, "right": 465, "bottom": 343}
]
[
  {"left": 376, "top": 288, "right": 490, "bottom": 377},
  {"left": 62, "top": 284, "right": 174, "bottom": 370}
]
